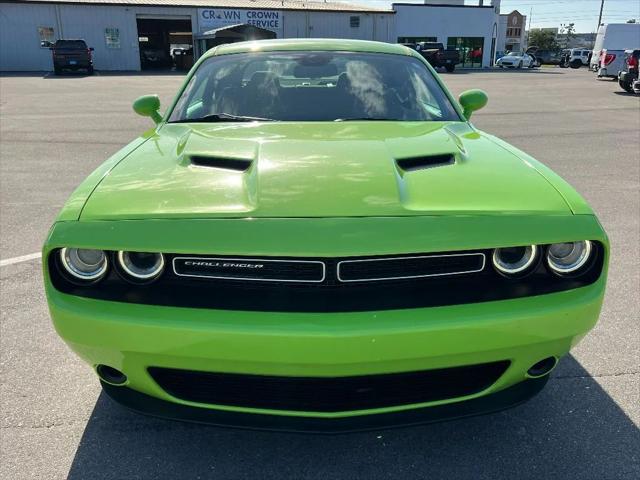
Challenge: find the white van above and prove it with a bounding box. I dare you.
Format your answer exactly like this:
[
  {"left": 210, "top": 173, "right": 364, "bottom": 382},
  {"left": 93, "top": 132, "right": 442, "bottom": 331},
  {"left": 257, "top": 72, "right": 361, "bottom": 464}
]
[{"left": 590, "top": 23, "right": 640, "bottom": 77}]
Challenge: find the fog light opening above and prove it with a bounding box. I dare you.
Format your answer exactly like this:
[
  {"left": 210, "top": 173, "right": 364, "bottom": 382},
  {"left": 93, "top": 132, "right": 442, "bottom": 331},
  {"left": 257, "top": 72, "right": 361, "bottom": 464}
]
[
  {"left": 96, "top": 364, "right": 128, "bottom": 386},
  {"left": 527, "top": 357, "right": 558, "bottom": 378}
]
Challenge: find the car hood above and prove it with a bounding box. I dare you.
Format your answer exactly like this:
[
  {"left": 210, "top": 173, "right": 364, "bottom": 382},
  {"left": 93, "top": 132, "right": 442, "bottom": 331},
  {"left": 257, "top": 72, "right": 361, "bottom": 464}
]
[{"left": 79, "top": 121, "right": 571, "bottom": 220}]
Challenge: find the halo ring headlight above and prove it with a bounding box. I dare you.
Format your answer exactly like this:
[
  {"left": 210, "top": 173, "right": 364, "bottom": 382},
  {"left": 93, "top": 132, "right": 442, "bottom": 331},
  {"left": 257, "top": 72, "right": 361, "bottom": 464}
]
[
  {"left": 492, "top": 245, "right": 538, "bottom": 276},
  {"left": 59, "top": 248, "right": 108, "bottom": 281},
  {"left": 547, "top": 241, "right": 593, "bottom": 275},
  {"left": 117, "top": 251, "right": 165, "bottom": 281}
]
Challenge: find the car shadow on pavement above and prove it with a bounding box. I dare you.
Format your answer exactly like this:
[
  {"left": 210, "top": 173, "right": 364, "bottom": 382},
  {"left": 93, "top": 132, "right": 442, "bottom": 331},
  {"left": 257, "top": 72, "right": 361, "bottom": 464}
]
[{"left": 66, "top": 355, "right": 639, "bottom": 480}]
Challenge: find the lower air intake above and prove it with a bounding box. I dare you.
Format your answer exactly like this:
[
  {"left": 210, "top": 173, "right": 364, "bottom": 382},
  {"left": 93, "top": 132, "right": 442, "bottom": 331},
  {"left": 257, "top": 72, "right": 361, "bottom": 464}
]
[{"left": 148, "top": 361, "right": 510, "bottom": 412}]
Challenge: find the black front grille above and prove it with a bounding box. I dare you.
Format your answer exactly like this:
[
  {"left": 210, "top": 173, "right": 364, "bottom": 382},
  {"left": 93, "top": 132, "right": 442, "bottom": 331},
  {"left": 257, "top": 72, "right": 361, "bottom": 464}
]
[
  {"left": 148, "top": 361, "right": 510, "bottom": 412},
  {"left": 338, "top": 253, "right": 485, "bottom": 282},
  {"left": 173, "top": 257, "right": 325, "bottom": 282}
]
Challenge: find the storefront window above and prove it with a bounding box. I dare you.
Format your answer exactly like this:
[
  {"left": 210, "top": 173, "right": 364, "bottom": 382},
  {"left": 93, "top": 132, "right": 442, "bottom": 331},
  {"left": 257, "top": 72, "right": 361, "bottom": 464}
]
[
  {"left": 38, "top": 27, "right": 55, "bottom": 48},
  {"left": 398, "top": 36, "right": 437, "bottom": 44},
  {"left": 447, "top": 37, "right": 484, "bottom": 68},
  {"left": 105, "top": 28, "right": 120, "bottom": 48}
]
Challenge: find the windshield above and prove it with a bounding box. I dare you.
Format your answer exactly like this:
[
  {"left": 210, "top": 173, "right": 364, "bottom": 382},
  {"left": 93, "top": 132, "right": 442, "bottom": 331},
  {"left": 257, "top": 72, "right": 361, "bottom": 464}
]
[
  {"left": 168, "top": 51, "right": 460, "bottom": 122},
  {"left": 507, "top": 52, "right": 520, "bottom": 56},
  {"left": 54, "top": 40, "right": 87, "bottom": 49}
]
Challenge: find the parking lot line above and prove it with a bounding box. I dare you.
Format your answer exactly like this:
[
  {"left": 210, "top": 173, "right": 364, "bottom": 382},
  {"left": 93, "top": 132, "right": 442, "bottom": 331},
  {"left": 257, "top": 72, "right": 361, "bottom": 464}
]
[{"left": 0, "top": 252, "right": 42, "bottom": 267}]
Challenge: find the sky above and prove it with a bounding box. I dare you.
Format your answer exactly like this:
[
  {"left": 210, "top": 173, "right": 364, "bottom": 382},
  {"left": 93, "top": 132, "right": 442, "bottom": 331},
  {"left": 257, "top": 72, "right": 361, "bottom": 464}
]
[{"left": 340, "top": 0, "right": 640, "bottom": 33}]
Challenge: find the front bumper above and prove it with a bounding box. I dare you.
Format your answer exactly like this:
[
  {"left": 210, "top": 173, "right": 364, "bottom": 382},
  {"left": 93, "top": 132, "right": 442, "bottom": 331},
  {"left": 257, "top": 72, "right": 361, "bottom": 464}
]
[
  {"left": 44, "top": 214, "right": 608, "bottom": 428},
  {"left": 47, "top": 276, "right": 605, "bottom": 424},
  {"left": 101, "top": 375, "right": 549, "bottom": 432}
]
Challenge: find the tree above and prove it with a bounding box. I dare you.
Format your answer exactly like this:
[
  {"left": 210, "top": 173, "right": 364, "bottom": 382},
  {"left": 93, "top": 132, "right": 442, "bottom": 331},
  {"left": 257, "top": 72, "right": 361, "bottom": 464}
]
[
  {"left": 528, "top": 29, "right": 559, "bottom": 51},
  {"left": 559, "top": 23, "right": 576, "bottom": 48}
]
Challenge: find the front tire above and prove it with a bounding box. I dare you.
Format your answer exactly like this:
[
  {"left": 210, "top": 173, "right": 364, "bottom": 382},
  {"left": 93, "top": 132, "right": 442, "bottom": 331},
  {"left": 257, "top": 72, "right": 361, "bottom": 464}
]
[
  {"left": 569, "top": 59, "right": 582, "bottom": 69},
  {"left": 445, "top": 64, "right": 455, "bottom": 73},
  {"left": 87, "top": 66, "right": 94, "bottom": 75},
  {"left": 618, "top": 79, "right": 633, "bottom": 92},
  {"left": 517, "top": 61, "right": 523, "bottom": 69}
]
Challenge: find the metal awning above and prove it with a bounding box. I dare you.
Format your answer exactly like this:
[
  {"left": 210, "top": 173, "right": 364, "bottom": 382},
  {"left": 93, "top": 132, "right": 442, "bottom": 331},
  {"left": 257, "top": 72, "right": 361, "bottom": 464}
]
[{"left": 197, "top": 24, "right": 277, "bottom": 40}]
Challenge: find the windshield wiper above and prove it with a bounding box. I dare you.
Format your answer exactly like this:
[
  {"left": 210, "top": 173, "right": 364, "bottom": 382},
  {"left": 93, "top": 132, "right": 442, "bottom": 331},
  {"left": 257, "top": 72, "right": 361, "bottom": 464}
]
[
  {"left": 333, "top": 117, "right": 399, "bottom": 122},
  {"left": 170, "top": 113, "right": 275, "bottom": 123}
]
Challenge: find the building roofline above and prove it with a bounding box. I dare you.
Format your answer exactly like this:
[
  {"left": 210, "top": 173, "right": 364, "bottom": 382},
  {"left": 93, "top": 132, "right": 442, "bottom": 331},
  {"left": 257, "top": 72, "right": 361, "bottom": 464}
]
[
  {"left": 5, "top": 0, "right": 395, "bottom": 13},
  {"left": 392, "top": 2, "right": 494, "bottom": 8}
]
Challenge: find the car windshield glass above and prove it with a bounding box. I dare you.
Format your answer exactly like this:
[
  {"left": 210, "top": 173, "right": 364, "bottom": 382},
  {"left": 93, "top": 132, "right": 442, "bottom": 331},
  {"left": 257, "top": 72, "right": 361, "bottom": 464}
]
[
  {"left": 55, "top": 40, "right": 87, "bottom": 49},
  {"left": 507, "top": 52, "right": 519, "bottom": 56},
  {"left": 168, "top": 51, "right": 460, "bottom": 122}
]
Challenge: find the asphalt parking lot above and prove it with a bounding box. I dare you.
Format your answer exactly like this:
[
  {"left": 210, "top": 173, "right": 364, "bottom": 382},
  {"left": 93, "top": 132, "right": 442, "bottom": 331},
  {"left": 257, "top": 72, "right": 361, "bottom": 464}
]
[{"left": 1, "top": 67, "right": 639, "bottom": 480}]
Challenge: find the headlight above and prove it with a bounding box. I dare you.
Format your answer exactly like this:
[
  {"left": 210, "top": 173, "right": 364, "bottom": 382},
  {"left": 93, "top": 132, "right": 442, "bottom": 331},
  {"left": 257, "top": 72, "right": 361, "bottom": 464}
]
[
  {"left": 59, "top": 248, "right": 108, "bottom": 281},
  {"left": 546, "top": 241, "right": 593, "bottom": 275},
  {"left": 117, "top": 251, "right": 165, "bottom": 281},
  {"left": 492, "top": 245, "right": 538, "bottom": 276}
]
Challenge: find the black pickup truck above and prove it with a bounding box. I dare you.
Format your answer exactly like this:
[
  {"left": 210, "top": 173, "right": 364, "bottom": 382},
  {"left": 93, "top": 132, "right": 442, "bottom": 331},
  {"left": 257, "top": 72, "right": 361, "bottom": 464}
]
[
  {"left": 415, "top": 42, "right": 460, "bottom": 72},
  {"left": 50, "top": 39, "right": 94, "bottom": 75}
]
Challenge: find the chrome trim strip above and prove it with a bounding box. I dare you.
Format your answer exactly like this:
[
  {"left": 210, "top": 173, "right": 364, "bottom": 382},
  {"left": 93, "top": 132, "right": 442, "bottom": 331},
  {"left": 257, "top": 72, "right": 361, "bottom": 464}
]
[
  {"left": 172, "top": 257, "right": 326, "bottom": 283},
  {"left": 336, "top": 253, "right": 486, "bottom": 283}
]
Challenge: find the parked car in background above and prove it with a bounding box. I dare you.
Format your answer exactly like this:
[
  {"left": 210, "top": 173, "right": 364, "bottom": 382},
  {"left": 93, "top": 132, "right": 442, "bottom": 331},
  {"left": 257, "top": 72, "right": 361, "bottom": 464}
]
[
  {"left": 50, "top": 39, "right": 94, "bottom": 75},
  {"left": 172, "top": 47, "right": 194, "bottom": 71},
  {"left": 590, "top": 23, "right": 640, "bottom": 71},
  {"left": 415, "top": 42, "right": 460, "bottom": 72},
  {"left": 569, "top": 48, "right": 590, "bottom": 68},
  {"left": 496, "top": 51, "right": 534, "bottom": 69},
  {"left": 140, "top": 47, "right": 172, "bottom": 69},
  {"left": 558, "top": 49, "right": 572, "bottom": 68},
  {"left": 618, "top": 49, "right": 640, "bottom": 93},
  {"left": 527, "top": 48, "right": 562, "bottom": 66},
  {"left": 597, "top": 48, "right": 626, "bottom": 79}
]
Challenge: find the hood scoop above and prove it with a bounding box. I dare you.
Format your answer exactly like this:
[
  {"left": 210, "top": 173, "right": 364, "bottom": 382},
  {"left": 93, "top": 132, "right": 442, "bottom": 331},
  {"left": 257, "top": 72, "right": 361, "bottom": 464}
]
[
  {"left": 396, "top": 154, "right": 455, "bottom": 172},
  {"left": 190, "top": 155, "right": 252, "bottom": 172}
]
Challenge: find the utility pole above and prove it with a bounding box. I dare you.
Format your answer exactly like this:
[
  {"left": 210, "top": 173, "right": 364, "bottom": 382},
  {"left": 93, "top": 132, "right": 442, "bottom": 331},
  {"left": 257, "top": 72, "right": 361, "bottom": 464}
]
[
  {"left": 596, "top": 0, "right": 605, "bottom": 31},
  {"left": 527, "top": 7, "right": 532, "bottom": 47}
]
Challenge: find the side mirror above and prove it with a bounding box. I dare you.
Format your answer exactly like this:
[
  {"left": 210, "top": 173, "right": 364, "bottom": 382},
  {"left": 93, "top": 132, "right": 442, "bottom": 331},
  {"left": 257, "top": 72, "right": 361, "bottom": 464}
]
[
  {"left": 458, "top": 89, "right": 488, "bottom": 121},
  {"left": 133, "top": 94, "right": 163, "bottom": 124},
  {"left": 89, "top": 47, "right": 95, "bottom": 51}
]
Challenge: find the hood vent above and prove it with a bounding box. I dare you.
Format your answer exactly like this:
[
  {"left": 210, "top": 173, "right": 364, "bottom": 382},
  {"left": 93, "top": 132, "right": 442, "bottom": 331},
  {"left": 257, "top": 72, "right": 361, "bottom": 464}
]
[
  {"left": 396, "top": 154, "right": 455, "bottom": 172},
  {"left": 190, "top": 156, "right": 252, "bottom": 172}
]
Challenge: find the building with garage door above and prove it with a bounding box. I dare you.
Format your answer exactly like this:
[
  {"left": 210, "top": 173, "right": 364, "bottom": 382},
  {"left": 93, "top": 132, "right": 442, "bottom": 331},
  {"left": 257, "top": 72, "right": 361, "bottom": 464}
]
[
  {"left": 0, "top": 0, "right": 395, "bottom": 72},
  {"left": 394, "top": 0, "right": 502, "bottom": 69}
]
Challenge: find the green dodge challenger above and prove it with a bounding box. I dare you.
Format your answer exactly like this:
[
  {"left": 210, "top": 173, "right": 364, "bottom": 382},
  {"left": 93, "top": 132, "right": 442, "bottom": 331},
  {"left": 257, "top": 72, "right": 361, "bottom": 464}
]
[{"left": 44, "top": 39, "right": 608, "bottom": 431}]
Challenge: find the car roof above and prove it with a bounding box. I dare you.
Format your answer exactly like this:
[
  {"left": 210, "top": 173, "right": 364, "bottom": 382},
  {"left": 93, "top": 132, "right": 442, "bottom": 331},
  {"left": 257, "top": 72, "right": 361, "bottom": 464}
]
[{"left": 204, "top": 38, "right": 415, "bottom": 59}]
